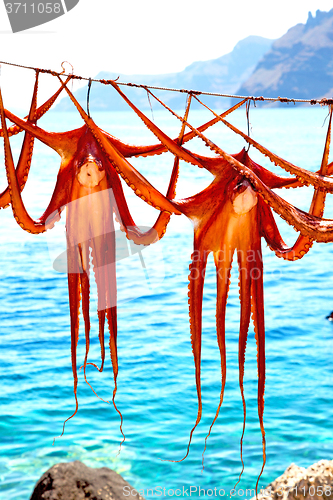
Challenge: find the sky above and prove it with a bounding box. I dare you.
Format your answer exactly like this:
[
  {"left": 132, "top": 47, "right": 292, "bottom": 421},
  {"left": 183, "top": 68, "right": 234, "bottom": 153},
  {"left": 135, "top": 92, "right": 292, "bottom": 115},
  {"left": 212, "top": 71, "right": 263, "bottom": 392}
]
[{"left": 0, "top": 0, "right": 332, "bottom": 110}]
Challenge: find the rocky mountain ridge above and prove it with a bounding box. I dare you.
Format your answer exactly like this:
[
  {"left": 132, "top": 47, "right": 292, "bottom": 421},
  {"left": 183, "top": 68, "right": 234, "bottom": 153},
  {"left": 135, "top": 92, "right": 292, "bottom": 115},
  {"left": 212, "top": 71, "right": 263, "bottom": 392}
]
[
  {"left": 55, "top": 9, "right": 333, "bottom": 112},
  {"left": 237, "top": 9, "right": 333, "bottom": 101},
  {"left": 55, "top": 35, "right": 273, "bottom": 111}
]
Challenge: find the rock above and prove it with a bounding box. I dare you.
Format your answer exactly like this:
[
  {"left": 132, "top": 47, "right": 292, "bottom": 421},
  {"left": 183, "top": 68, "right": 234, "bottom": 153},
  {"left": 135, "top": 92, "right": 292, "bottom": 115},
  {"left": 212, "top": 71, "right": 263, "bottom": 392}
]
[
  {"left": 30, "top": 460, "right": 145, "bottom": 500},
  {"left": 237, "top": 9, "right": 333, "bottom": 102},
  {"left": 255, "top": 460, "right": 333, "bottom": 500}
]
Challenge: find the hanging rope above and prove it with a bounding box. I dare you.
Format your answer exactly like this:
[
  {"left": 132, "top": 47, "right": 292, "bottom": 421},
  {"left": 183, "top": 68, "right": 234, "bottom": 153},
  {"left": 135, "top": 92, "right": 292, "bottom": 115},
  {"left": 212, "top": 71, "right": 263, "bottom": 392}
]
[
  {"left": 246, "top": 100, "right": 251, "bottom": 152},
  {"left": 0, "top": 59, "right": 332, "bottom": 106},
  {"left": 145, "top": 86, "right": 154, "bottom": 122},
  {"left": 87, "top": 78, "right": 92, "bottom": 117}
]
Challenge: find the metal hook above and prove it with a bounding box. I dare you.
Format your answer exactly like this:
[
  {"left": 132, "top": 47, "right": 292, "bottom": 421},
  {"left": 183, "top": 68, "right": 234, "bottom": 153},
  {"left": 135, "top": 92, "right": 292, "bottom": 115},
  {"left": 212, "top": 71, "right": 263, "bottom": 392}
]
[
  {"left": 322, "top": 105, "right": 332, "bottom": 128},
  {"left": 246, "top": 100, "right": 251, "bottom": 152},
  {"left": 145, "top": 87, "right": 154, "bottom": 122},
  {"left": 60, "top": 61, "right": 74, "bottom": 91},
  {"left": 87, "top": 78, "right": 92, "bottom": 118},
  {"left": 60, "top": 61, "right": 74, "bottom": 75}
]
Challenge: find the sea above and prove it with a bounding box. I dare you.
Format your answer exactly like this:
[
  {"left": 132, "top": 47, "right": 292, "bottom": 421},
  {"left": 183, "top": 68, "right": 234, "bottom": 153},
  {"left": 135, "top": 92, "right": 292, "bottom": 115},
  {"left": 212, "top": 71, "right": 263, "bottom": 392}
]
[{"left": 0, "top": 100, "right": 332, "bottom": 499}]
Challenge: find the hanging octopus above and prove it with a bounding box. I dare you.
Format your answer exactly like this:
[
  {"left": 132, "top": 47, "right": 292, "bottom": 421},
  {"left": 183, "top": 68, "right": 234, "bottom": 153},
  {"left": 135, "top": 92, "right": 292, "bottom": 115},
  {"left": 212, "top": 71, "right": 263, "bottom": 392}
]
[
  {"left": 0, "top": 74, "right": 182, "bottom": 441},
  {"left": 107, "top": 81, "right": 333, "bottom": 488},
  {"left": 2, "top": 74, "right": 333, "bottom": 492}
]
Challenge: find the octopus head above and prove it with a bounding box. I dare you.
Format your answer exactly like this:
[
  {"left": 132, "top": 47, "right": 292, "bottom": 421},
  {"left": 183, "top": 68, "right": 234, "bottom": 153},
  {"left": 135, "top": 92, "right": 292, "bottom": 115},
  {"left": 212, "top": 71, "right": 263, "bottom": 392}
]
[
  {"left": 76, "top": 154, "right": 105, "bottom": 188},
  {"left": 230, "top": 179, "right": 258, "bottom": 215}
]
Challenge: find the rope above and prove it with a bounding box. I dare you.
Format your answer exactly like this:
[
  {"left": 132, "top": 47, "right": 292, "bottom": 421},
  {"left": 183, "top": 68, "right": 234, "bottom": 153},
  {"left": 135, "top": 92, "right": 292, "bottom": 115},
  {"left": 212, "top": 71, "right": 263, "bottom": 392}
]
[
  {"left": 0, "top": 59, "right": 332, "bottom": 106},
  {"left": 145, "top": 87, "right": 154, "bottom": 122},
  {"left": 246, "top": 100, "right": 251, "bottom": 152},
  {"left": 87, "top": 78, "right": 92, "bottom": 117}
]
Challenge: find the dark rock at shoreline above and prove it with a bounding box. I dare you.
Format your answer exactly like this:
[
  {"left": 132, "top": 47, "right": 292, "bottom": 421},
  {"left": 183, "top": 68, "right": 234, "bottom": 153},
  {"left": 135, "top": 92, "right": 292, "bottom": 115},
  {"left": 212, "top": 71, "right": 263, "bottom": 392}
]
[{"left": 30, "top": 460, "right": 144, "bottom": 500}]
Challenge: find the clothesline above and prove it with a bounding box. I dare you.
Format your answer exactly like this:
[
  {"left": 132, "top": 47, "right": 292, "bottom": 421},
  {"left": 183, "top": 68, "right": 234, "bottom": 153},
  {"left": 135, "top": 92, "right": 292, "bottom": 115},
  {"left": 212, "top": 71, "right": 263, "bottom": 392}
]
[{"left": 0, "top": 59, "right": 332, "bottom": 106}]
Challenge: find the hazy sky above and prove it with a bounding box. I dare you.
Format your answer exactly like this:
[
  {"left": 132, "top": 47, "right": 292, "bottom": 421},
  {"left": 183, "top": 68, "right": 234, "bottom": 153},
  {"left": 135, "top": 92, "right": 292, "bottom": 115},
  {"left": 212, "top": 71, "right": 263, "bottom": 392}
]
[{"left": 0, "top": 0, "right": 332, "bottom": 109}]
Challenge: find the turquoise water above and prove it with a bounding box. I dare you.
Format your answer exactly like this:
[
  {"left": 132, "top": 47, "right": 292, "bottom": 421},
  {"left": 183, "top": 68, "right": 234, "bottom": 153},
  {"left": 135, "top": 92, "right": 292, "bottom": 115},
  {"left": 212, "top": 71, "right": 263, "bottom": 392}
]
[{"left": 1, "top": 103, "right": 333, "bottom": 499}]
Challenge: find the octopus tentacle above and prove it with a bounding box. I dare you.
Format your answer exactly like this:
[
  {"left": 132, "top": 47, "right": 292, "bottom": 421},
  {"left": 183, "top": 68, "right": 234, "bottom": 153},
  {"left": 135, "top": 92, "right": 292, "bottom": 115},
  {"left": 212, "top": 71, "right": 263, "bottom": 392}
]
[
  {"left": 250, "top": 245, "right": 266, "bottom": 497},
  {"left": 139, "top": 99, "right": 333, "bottom": 243},
  {"left": 327, "top": 161, "right": 333, "bottom": 175},
  {"left": 185, "top": 250, "right": 208, "bottom": 459},
  {"left": 133, "top": 99, "right": 246, "bottom": 158},
  {"left": 83, "top": 247, "right": 106, "bottom": 374},
  {"left": 107, "top": 305, "right": 125, "bottom": 450},
  {"left": 178, "top": 99, "right": 247, "bottom": 146},
  {"left": 163, "top": 249, "right": 208, "bottom": 462},
  {"left": 217, "top": 151, "right": 333, "bottom": 243},
  {"left": 103, "top": 87, "right": 246, "bottom": 160},
  {"left": 54, "top": 263, "right": 80, "bottom": 441},
  {"left": 79, "top": 278, "right": 106, "bottom": 373},
  {"left": 107, "top": 85, "right": 301, "bottom": 197},
  {"left": 2, "top": 94, "right": 174, "bottom": 239},
  {"left": 117, "top": 86, "right": 300, "bottom": 189},
  {"left": 79, "top": 243, "right": 90, "bottom": 370},
  {"left": 57, "top": 77, "right": 181, "bottom": 216},
  {"left": 109, "top": 84, "right": 300, "bottom": 195},
  {"left": 191, "top": 95, "right": 333, "bottom": 192},
  {"left": 101, "top": 159, "right": 160, "bottom": 246},
  {"left": 0, "top": 70, "right": 39, "bottom": 209},
  {"left": 191, "top": 95, "right": 303, "bottom": 189},
  {"left": 122, "top": 85, "right": 333, "bottom": 213},
  {"left": 68, "top": 182, "right": 124, "bottom": 439},
  {"left": 90, "top": 217, "right": 125, "bottom": 444},
  {"left": 4, "top": 108, "right": 82, "bottom": 159},
  {"left": 0, "top": 75, "right": 72, "bottom": 138},
  {"left": 261, "top": 108, "right": 332, "bottom": 260},
  {"left": 234, "top": 246, "right": 252, "bottom": 487},
  {"left": 244, "top": 154, "right": 299, "bottom": 190},
  {"left": 109, "top": 82, "right": 210, "bottom": 171},
  {"left": 1, "top": 103, "right": 71, "bottom": 232},
  {"left": 104, "top": 164, "right": 151, "bottom": 240},
  {"left": 174, "top": 174, "right": 268, "bottom": 475},
  {"left": 79, "top": 243, "right": 110, "bottom": 404},
  {"left": 0, "top": 75, "right": 74, "bottom": 210},
  {"left": 201, "top": 245, "right": 234, "bottom": 467},
  {"left": 111, "top": 82, "right": 277, "bottom": 183},
  {"left": 152, "top": 93, "right": 193, "bottom": 240},
  {"left": 98, "top": 226, "right": 125, "bottom": 445},
  {"left": 0, "top": 83, "right": 48, "bottom": 233},
  {"left": 67, "top": 98, "right": 246, "bottom": 162},
  {"left": 221, "top": 116, "right": 333, "bottom": 191},
  {"left": 258, "top": 198, "right": 291, "bottom": 252},
  {"left": 97, "top": 310, "right": 106, "bottom": 372},
  {"left": 173, "top": 178, "right": 237, "bottom": 461},
  {"left": 83, "top": 277, "right": 106, "bottom": 373},
  {"left": 38, "top": 165, "right": 74, "bottom": 227},
  {"left": 111, "top": 86, "right": 227, "bottom": 174}
]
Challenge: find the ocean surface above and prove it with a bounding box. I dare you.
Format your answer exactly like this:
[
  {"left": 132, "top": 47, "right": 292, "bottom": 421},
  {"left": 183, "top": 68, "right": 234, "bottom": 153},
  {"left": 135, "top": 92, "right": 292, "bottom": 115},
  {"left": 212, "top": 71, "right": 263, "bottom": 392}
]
[{"left": 0, "top": 101, "right": 333, "bottom": 499}]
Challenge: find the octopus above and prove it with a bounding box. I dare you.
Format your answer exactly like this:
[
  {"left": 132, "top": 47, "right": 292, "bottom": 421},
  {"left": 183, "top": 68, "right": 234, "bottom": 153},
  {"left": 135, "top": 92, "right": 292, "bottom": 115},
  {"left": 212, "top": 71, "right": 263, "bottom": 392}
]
[
  {"left": 108, "top": 81, "right": 333, "bottom": 487},
  {"left": 0, "top": 72, "right": 181, "bottom": 441},
  {"left": 2, "top": 73, "right": 333, "bottom": 490}
]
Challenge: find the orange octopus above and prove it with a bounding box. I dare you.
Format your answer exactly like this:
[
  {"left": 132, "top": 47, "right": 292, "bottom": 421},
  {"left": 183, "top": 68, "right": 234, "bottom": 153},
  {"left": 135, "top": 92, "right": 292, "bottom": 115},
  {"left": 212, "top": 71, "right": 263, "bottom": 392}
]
[{"left": 1, "top": 73, "right": 333, "bottom": 491}]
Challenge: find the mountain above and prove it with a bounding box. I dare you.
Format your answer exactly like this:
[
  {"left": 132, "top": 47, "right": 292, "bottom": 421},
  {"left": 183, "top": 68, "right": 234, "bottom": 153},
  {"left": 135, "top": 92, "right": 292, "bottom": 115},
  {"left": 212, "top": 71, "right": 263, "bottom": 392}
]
[
  {"left": 237, "top": 9, "right": 333, "bottom": 101},
  {"left": 55, "top": 35, "right": 273, "bottom": 112}
]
